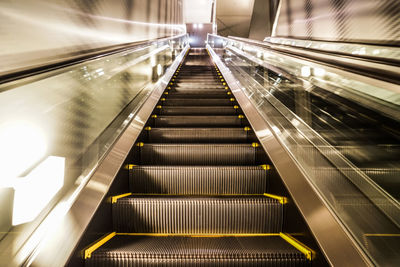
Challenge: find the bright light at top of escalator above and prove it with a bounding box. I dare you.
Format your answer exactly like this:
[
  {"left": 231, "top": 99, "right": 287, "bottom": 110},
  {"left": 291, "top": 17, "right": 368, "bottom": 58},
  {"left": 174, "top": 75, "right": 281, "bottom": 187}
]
[
  {"left": 198, "top": 23, "right": 203, "bottom": 29},
  {"left": 0, "top": 121, "right": 47, "bottom": 182}
]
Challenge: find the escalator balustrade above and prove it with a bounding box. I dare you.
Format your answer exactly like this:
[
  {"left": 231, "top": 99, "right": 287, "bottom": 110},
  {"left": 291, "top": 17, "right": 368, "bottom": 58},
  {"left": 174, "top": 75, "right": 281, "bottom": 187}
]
[{"left": 83, "top": 49, "right": 314, "bottom": 266}]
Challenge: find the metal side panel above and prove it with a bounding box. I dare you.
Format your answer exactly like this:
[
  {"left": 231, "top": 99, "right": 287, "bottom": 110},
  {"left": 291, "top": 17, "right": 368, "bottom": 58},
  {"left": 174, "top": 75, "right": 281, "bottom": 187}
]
[
  {"left": 28, "top": 45, "right": 190, "bottom": 267},
  {"left": 206, "top": 45, "right": 371, "bottom": 266}
]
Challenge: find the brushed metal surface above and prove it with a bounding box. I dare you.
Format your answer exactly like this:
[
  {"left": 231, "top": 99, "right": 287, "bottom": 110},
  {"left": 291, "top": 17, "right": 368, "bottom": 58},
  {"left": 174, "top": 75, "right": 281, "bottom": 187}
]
[{"left": 206, "top": 44, "right": 371, "bottom": 266}]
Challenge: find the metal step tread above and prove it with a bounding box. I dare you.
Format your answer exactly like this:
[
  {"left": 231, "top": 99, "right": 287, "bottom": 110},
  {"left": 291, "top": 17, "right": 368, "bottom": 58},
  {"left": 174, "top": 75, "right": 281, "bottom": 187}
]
[{"left": 85, "top": 235, "right": 309, "bottom": 266}]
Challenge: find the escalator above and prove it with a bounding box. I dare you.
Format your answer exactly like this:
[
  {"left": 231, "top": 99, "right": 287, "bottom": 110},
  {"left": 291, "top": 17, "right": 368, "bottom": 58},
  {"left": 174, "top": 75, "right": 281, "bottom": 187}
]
[{"left": 81, "top": 49, "right": 317, "bottom": 266}]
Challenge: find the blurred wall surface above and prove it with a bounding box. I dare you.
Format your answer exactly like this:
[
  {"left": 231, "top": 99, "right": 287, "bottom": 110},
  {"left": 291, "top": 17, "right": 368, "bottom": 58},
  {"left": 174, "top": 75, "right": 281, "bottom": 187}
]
[
  {"left": 216, "top": 0, "right": 255, "bottom": 37},
  {"left": 0, "top": 0, "right": 185, "bottom": 75},
  {"left": 274, "top": 0, "right": 400, "bottom": 45}
]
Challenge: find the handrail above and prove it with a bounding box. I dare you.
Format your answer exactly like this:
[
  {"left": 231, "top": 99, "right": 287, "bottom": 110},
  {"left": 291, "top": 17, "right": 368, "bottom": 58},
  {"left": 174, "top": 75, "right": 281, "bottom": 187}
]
[
  {"left": 208, "top": 34, "right": 400, "bottom": 122},
  {"left": 229, "top": 36, "right": 400, "bottom": 66},
  {"left": 221, "top": 35, "right": 400, "bottom": 86},
  {"left": 0, "top": 34, "right": 187, "bottom": 85}
]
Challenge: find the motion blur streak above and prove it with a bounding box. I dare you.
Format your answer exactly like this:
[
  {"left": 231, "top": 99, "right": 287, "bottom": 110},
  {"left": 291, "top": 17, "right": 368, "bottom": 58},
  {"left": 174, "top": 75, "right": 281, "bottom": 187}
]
[{"left": 0, "top": 0, "right": 185, "bottom": 75}]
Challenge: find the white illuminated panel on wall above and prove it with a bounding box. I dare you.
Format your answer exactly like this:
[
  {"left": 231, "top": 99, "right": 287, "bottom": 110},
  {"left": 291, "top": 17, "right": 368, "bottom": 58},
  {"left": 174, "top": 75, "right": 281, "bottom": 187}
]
[
  {"left": 0, "top": 121, "right": 47, "bottom": 180},
  {"left": 12, "top": 156, "right": 65, "bottom": 225}
]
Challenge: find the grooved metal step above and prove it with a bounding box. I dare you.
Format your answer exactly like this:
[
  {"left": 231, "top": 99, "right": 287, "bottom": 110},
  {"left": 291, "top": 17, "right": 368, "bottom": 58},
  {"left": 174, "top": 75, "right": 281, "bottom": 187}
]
[
  {"left": 85, "top": 236, "right": 309, "bottom": 267},
  {"left": 152, "top": 115, "right": 248, "bottom": 127},
  {"left": 169, "top": 87, "right": 226, "bottom": 93},
  {"left": 129, "top": 165, "right": 267, "bottom": 194},
  {"left": 165, "top": 92, "right": 229, "bottom": 98},
  {"left": 159, "top": 106, "right": 237, "bottom": 115},
  {"left": 146, "top": 128, "right": 252, "bottom": 143},
  {"left": 162, "top": 98, "right": 234, "bottom": 106},
  {"left": 138, "top": 143, "right": 258, "bottom": 165},
  {"left": 174, "top": 84, "right": 225, "bottom": 89},
  {"left": 113, "top": 195, "right": 283, "bottom": 233}
]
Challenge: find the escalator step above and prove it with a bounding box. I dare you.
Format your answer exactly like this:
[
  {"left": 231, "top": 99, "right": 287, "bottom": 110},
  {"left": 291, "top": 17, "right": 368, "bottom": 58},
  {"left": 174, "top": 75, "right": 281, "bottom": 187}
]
[
  {"left": 138, "top": 144, "right": 258, "bottom": 165},
  {"left": 85, "top": 236, "right": 310, "bottom": 267},
  {"left": 174, "top": 84, "right": 225, "bottom": 89},
  {"left": 162, "top": 98, "right": 234, "bottom": 106},
  {"left": 159, "top": 106, "right": 237, "bottom": 115},
  {"left": 146, "top": 128, "right": 252, "bottom": 143},
  {"left": 129, "top": 165, "right": 267, "bottom": 194},
  {"left": 113, "top": 196, "right": 283, "bottom": 233},
  {"left": 152, "top": 115, "right": 247, "bottom": 127},
  {"left": 165, "top": 92, "right": 228, "bottom": 98},
  {"left": 169, "top": 87, "right": 225, "bottom": 93}
]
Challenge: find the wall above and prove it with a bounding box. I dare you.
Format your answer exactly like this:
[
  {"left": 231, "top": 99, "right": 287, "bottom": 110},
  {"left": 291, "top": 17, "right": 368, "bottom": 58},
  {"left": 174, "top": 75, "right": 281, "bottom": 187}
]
[
  {"left": 274, "top": 0, "right": 400, "bottom": 45},
  {"left": 0, "top": 0, "right": 185, "bottom": 75}
]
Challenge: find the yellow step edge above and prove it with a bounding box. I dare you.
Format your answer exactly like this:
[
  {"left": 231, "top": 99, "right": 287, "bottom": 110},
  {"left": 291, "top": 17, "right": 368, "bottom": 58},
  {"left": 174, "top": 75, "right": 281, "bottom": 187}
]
[
  {"left": 124, "top": 164, "right": 137, "bottom": 170},
  {"left": 259, "top": 164, "right": 271, "bottom": 170},
  {"left": 233, "top": 105, "right": 239, "bottom": 109},
  {"left": 120, "top": 193, "right": 267, "bottom": 196},
  {"left": 84, "top": 232, "right": 116, "bottom": 259},
  {"left": 117, "top": 233, "right": 280, "bottom": 238},
  {"left": 111, "top": 193, "right": 132, "bottom": 204},
  {"left": 279, "top": 233, "right": 314, "bottom": 260},
  {"left": 252, "top": 142, "right": 260, "bottom": 148},
  {"left": 230, "top": 98, "right": 235, "bottom": 102},
  {"left": 145, "top": 126, "right": 152, "bottom": 130},
  {"left": 156, "top": 105, "right": 162, "bottom": 109},
  {"left": 225, "top": 86, "right": 229, "bottom": 89},
  {"left": 263, "top": 193, "right": 287, "bottom": 204},
  {"left": 244, "top": 126, "right": 251, "bottom": 131},
  {"left": 151, "top": 114, "right": 157, "bottom": 118},
  {"left": 227, "top": 92, "right": 232, "bottom": 95},
  {"left": 164, "top": 92, "right": 169, "bottom": 95},
  {"left": 223, "top": 82, "right": 226, "bottom": 85},
  {"left": 136, "top": 142, "right": 144, "bottom": 147},
  {"left": 160, "top": 98, "right": 166, "bottom": 101},
  {"left": 238, "top": 115, "right": 244, "bottom": 119}
]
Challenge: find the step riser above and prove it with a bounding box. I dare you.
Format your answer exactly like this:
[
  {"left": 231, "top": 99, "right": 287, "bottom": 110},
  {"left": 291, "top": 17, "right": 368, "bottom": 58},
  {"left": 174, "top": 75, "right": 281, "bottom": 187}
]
[
  {"left": 138, "top": 145, "right": 257, "bottom": 165},
  {"left": 161, "top": 99, "right": 234, "bottom": 106},
  {"left": 113, "top": 198, "right": 283, "bottom": 233},
  {"left": 129, "top": 167, "right": 267, "bottom": 194},
  {"left": 159, "top": 107, "right": 237, "bottom": 115},
  {"left": 165, "top": 93, "right": 228, "bottom": 98},
  {"left": 146, "top": 128, "right": 251, "bottom": 143},
  {"left": 152, "top": 116, "right": 247, "bottom": 127}
]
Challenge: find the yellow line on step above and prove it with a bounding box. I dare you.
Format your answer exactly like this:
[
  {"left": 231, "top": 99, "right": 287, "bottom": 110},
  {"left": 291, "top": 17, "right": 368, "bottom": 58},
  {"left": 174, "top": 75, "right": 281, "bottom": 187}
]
[{"left": 84, "top": 232, "right": 116, "bottom": 259}]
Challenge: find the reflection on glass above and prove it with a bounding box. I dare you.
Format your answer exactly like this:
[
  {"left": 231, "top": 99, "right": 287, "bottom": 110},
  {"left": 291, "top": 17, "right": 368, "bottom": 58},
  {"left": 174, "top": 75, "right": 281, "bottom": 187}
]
[
  {"left": 208, "top": 34, "right": 400, "bottom": 265},
  {"left": 0, "top": 34, "right": 188, "bottom": 265}
]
